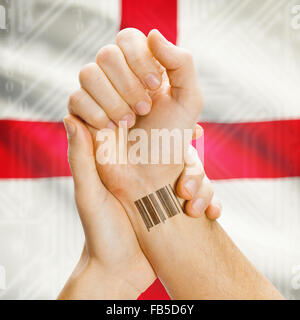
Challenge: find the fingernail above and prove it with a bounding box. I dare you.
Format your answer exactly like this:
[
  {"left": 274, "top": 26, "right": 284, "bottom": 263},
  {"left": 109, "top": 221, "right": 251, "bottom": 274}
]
[
  {"left": 135, "top": 101, "right": 151, "bottom": 115},
  {"left": 145, "top": 74, "right": 160, "bottom": 90},
  {"left": 184, "top": 179, "right": 197, "bottom": 198},
  {"left": 192, "top": 198, "right": 206, "bottom": 214},
  {"left": 121, "top": 114, "right": 135, "bottom": 128},
  {"left": 106, "top": 121, "right": 116, "bottom": 130},
  {"left": 64, "top": 118, "right": 75, "bottom": 137}
]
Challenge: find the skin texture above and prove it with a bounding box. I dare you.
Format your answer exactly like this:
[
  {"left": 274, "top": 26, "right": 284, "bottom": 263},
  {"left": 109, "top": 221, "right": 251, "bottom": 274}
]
[
  {"left": 58, "top": 116, "right": 217, "bottom": 300},
  {"left": 58, "top": 116, "right": 155, "bottom": 299},
  {"left": 69, "top": 29, "right": 216, "bottom": 218},
  {"left": 65, "top": 28, "right": 283, "bottom": 299}
]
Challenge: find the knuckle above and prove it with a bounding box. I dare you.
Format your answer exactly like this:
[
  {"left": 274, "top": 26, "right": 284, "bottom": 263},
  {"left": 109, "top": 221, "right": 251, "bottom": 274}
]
[
  {"left": 109, "top": 106, "right": 127, "bottom": 120},
  {"left": 109, "top": 104, "right": 133, "bottom": 123},
  {"left": 93, "top": 111, "right": 107, "bottom": 128},
  {"left": 126, "top": 83, "right": 144, "bottom": 98},
  {"left": 180, "top": 49, "right": 194, "bottom": 68},
  {"left": 129, "top": 54, "right": 145, "bottom": 68},
  {"left": 116, "top": 28, "right": 143, "bottom": 44},
  {"left": 68, "top": 89, "right": 84, "bottom": 108},
  {"left": 182, "top": 49, "right": 193, "bottom": 62},
  {"left": 96, "top": 44, "right": 120, "bottom": 65},
  {"left": 79, "top": 63, "right": 98, "bottom": 85}
]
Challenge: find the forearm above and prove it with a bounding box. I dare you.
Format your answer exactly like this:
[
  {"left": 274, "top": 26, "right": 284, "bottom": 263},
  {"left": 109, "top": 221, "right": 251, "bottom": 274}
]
[
  {"left": 125, "top": 200, "right": 284, "bottom": 300},
  {"left": 164, "top": 218, "right": 283, "bottom": 299}
]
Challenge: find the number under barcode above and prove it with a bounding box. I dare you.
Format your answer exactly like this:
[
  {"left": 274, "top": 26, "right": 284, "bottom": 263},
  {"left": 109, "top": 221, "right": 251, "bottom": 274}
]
[{"left": 134, "top": 184, "right": 183, "bottom": 231}]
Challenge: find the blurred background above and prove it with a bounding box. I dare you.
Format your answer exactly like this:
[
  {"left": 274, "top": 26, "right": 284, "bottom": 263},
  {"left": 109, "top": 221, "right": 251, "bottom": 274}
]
[{"left": 0, "top": 0, "right": 300, "bottom": 299}]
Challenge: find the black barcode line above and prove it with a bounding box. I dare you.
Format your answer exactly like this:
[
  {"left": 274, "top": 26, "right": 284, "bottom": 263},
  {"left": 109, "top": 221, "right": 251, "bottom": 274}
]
[
  {"left": 156, "top": 188, "right": 173, "bottom": 218},
  {"left": 141, "top": 196, "right": 160, "bottom": 226},
  {"left": 158, "top": 187, "right": 177, "bottom": 217},
  {"left": 134, "top": 199, "right": 153, "bottom": 231},
  {"left": 149, "top": 193, "right": 166, "bottom": 223},
  {"left": 167, "top": 184, "right": 181, "bottom": 214},
  {"left": 135, "top": 185, "right": 182, "bottom": 231},
  {"left": 165, "top": 186, "right": 178, "bottom": 216},
  {"left": 169, "top": 184, "right": 183, "bottom": 213}
]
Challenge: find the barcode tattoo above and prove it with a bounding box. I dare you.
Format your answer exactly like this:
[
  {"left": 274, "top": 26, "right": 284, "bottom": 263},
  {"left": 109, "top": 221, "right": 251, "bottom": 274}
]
[{"left": 134, "top": 185, "right": 183, "bottom": 231}]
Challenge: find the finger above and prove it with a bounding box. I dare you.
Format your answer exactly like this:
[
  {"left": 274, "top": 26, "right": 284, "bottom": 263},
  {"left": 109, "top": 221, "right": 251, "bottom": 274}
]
[
  {"left": 147, "top": 29, "right": 197, "bottom": 89},
  {"left": 96, "top": 45, "right": 153, "bottom": 116},
  {"left": 147, "top": 29, "right": 203, "bottom": 112},
  {"left": 79, "top": 63, "right": 136, "bottom": 127},
  {"left": 184, "top": 177, "right": 214, "bottom": 218},
  {"left": 68, "top": 88, "right": 116, "bottom": 131},
  {"left": 64, "top": 115, "right": 120, "bottom": 257},
  {"left": 176, "top": 150, "right": 204, "bottom": 200},
  {"left": 63, "top": 115, "right": 109, "bottom": 223},
  {"left": 205, "top": 197, "right": 222, "bottom": 220},
  {"left": 116, "top": 28, "right": 162, "bottom": 91}
]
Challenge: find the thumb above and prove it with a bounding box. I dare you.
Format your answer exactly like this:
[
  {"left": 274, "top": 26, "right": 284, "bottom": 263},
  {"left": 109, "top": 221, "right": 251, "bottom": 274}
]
[
  {"left": 64, "top": 114, "right": 108, "bottom": 226},
  {"left": 148, "top": 29, "right": 201, "bottom": 107}
]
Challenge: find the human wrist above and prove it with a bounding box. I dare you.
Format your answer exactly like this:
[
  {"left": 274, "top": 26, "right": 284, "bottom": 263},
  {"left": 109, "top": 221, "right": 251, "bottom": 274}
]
[
  {"left": 85, "top": 256, "right": 149, "bottom": 300},
  {"left": 58, "top": 254, "right": 144, "bottom": 300}
]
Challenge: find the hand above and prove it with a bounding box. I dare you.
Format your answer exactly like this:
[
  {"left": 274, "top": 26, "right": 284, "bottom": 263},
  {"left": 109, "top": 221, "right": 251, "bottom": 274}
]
[
  {"left": 58, "top": 115, "right": 218, "bottom": 299},
  {"left": 69, "top": 28, "right": 206, "bottom": 229},
  {"left": 58, "top": 115, "right": 155, "bottom": 299},
  {"left": 65, "top": 29, "right": 282, "bottom": 300},
  {"left": 176, "top": 125, "right": 221, "bottom": 219}
]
